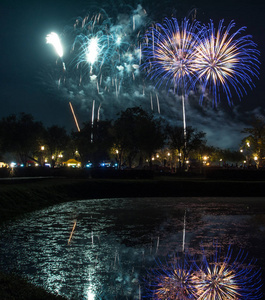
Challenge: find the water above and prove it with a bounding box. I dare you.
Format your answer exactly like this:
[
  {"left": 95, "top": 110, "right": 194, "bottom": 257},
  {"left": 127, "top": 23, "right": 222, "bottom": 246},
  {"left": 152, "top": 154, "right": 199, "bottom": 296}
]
[{"left": 0, "top": 197, "right": 265, "bottom": 299}]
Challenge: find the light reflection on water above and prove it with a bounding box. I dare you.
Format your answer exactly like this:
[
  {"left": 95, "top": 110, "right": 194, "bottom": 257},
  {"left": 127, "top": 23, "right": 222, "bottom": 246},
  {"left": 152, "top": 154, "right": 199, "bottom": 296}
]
[{"left": 0, "top": 197, "right": 264, "bottom": 299}]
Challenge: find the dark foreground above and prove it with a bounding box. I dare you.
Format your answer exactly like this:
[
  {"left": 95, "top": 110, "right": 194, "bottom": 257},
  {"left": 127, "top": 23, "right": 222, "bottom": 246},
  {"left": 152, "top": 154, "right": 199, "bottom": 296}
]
[
  {"left": 0, "top": 174, "right": 265, "bottom": 299},
  {"left": 1, "top": 175, "right": 265, "bottom": 222}
]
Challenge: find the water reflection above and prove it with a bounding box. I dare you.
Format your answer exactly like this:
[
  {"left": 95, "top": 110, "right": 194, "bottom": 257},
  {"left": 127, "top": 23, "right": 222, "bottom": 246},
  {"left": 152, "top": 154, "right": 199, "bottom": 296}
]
[
  {"left": 146, "top": 246, "right": 262, "bottom": 299},
  {"left": 0, "top": 197, "right": 264, "bottom": 299}
]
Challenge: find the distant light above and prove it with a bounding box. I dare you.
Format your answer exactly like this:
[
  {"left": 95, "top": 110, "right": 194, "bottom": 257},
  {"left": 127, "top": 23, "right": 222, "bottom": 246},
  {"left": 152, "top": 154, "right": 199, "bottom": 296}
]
[
  {"left": 167, "top": 152, "right": 170, "bottom": 156},
  {"left": 254, "top": 156, "right": 258, "bottom": 161},
  {"left": 10, "top": 162, "right": 16, "bottom": 168},
  {"left": 240, "top": 149, "right": 243, "bottom": 152},
  {"left": 86, "top": 163, "right": 92, "bottom": 168},
  {"left": 41, "top": 146, "right": 45, "bottom": 151}
]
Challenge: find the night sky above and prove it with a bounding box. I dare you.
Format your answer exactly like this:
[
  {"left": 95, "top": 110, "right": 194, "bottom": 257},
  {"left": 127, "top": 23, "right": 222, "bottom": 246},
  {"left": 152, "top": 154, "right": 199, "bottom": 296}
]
[{"left": 0, "top": 0, "right": 264, "bottom": 149}]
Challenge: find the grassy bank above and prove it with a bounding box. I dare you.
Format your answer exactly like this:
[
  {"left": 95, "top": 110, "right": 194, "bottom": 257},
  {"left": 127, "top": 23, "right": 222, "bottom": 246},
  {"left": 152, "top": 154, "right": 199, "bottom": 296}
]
[{"left": 1, "top": 176, "right": 265, "bottom": 223}]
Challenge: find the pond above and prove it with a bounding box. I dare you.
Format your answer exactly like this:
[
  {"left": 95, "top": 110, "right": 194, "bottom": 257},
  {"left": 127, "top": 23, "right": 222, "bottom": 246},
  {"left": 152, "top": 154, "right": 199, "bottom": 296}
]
[{"left": 0, "top": 197, "right": 265, "bottom": 299}]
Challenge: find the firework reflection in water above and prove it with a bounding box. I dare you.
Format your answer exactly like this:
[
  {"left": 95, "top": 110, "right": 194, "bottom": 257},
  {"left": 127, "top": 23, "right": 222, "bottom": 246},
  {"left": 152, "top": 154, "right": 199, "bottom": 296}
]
[
  {"left": 145, "top": 254, "right": 198, "bottom": 299},
  {"left": 195, "top": 246, "right": 263, "bottom": 300},
  {"left": 144, "top": 246, "right": 262, "bottom": 299}
]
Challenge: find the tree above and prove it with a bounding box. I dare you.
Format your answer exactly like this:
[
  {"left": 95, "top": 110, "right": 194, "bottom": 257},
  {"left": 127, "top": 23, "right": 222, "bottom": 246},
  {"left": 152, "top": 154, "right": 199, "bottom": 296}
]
[
  {"left": 72, "top": 120, "right": 113, "bottom": 166},
  {"left": 241, "top": 117, "right": 265, "bottom": 167},
  {"left": 44, "top": 125, "right": 70, "bottom": 167},
  {"left": 0, "top": 113, "right": 45, "bottom": 165},
  {"left": 167, "top": 125, "right": 206, "bottom": 169},
  {"left": 112, "top": 107, "right": 165, "bottom": 168}
]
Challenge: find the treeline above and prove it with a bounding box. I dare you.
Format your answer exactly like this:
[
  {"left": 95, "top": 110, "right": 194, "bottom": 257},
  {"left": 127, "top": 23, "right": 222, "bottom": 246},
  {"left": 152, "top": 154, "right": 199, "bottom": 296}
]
[{"left": 0, "top": 107, "right": 258, "bottom": 170}]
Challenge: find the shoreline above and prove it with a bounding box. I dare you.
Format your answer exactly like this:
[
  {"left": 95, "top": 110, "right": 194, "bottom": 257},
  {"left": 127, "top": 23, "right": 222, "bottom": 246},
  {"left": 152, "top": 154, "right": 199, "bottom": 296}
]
[{"left": 1, "top": 176, "right": 265, "bottom": 223}]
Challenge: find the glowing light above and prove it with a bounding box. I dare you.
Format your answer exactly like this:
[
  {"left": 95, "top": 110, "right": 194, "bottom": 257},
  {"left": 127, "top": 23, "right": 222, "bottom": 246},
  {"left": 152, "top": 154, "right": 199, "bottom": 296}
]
[
  {"left": 116, "top": 36, "right": 122, "bottom": 46},
  {"left": 46, "top": 32, "right": 63, "bottom": 58},
  {"left": 86, "top": 37, "right": 99, "bottom": 65},
  {"left": 10, "top": 162, "right": 16, "bottom": 168},
  {"left": 87, "top": 290, "right": 95, "bottom": 300}
]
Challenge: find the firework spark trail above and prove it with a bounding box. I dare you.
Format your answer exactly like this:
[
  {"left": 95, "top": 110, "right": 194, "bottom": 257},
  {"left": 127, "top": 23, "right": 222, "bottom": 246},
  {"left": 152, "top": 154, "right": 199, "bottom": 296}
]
[
  {"left": 156, "top": 93, "right": 160, "bottom": 114},
  {"left": 69, "top": 102, "right": 80, "bottom": 132},
  {"left": 91, "top": 100, "right": 95, "bottom": 143},
  {"left": 46, "top": 32, "right": 66, "bottom": 71},
  {"left": 46, "top": 32, "right": 63, "bottom": 57},
  {"left": 193, "top": 19, "right": 260, "bottom": 105}
]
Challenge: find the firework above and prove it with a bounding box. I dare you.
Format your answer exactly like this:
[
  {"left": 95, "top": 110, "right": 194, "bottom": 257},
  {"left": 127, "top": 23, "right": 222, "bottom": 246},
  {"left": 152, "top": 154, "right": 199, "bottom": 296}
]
[
  {"left": 45, "top": 5, "right": 149, "bottom": 123},
  {"left": 46, "top": 32, "right": 66, "bottom": 71},
  {"left": 46, "top": 32, "right": 63, "bottom": 58},
  {"left": 142, "top": 18, "right": 200, "bottom": 91},
  {"left": 141, "top": 17, "right": 201, "bottom": 148},
  {"left": 194, "top": 20, "right": 260, "bottom": 105}
]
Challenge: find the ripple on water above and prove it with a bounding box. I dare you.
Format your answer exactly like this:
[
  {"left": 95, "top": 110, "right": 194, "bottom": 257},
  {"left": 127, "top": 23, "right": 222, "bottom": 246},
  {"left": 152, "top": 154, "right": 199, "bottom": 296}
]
[{"left": 0, "top": 197, "right": 264, "bottom": 299}]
